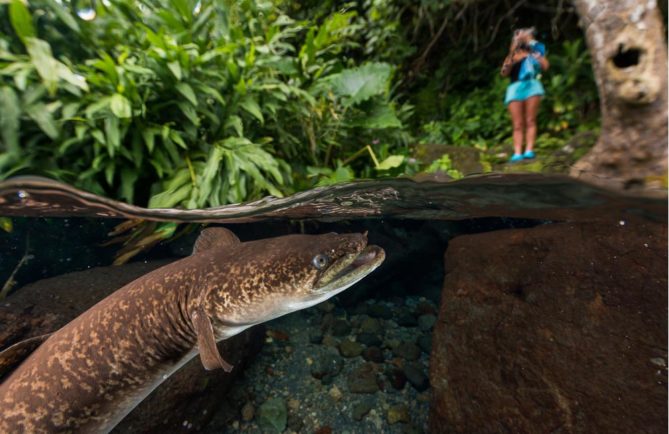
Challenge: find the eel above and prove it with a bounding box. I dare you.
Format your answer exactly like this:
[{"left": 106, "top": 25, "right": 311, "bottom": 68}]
[{"left": 0, "top": 228, "right": 385, "bottom": 433}]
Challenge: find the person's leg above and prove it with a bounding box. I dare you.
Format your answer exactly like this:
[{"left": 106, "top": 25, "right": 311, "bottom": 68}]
[
  {"left": 524, "top": 95, "right": 542, "bottom": 153},
  {"left": 507, "top": 100, "right": 524, "bottom": 157}
]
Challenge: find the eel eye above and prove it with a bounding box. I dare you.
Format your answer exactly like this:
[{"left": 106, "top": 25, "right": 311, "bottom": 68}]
[{"left": 312, "top": 254, "right": 329, "bottom": 270}]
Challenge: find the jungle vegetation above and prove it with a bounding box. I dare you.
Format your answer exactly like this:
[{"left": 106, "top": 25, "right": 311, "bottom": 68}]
[{"left": 0, "top": 0, "right": 601, "bottom": 209}]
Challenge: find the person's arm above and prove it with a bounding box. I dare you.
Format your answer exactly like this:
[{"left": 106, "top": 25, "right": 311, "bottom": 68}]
[
  {"left": 534, "top": 52, "right": 550, "bottom": 71},
  {"left": 500, "top": 54, "right": 514, "bottom": 77}
]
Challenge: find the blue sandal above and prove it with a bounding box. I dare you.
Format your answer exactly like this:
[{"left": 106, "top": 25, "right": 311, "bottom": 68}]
[
  {"left": 509, "top": 154, "right": 524, "bottom": 163},
  {"left": 523, "top": 150, "right": 536, "bottom": 159}
]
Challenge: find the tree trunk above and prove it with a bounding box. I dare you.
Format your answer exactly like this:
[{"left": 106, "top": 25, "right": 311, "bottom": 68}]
[{"left": 571, "top": 0, "right": 667, "bottom": 196}]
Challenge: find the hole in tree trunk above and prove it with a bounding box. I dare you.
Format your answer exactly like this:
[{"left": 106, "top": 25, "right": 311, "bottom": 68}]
[{"left": 612, "top": 44, "right": 641, "bottom": 68}]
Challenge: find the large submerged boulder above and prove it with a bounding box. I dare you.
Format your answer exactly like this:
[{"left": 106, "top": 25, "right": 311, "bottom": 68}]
[
  {"left": 0, "top": 260, "right": 264, "bottom": 433},
  {"left": 430, "top": 219, "right": 667, "bottom": 433}
]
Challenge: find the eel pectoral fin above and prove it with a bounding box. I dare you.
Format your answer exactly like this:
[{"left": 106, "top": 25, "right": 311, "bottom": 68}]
[
  {"left": 0, "top": 333, "right": 53, "bottom": 381},
  {"left": 192, "top": 227, "right": 240, "bottom": 254},
  {"left": 192, "top": 306, "right": 233, "bottom": 372}
]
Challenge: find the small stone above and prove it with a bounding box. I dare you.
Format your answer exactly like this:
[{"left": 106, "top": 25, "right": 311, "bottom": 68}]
[
  {"left": 322, "top": 335, "right": 338, "bottom": 347},
  {"left": 315, "top": 426, "right": 333, "bottom": 434},
  {"left": 393, "top": 341, "right": 421, "bottom": 361},
  {"left": 287, "top": 399, "right": 300, "bottom": 411},
  {"left": 387, "top": 404, "right": 410, "bottom": 424},
  {"left": 257, "top": 398, "right": 287, "bottom": 434},
  {"left": 385, "top": 368, "right": 407, "bottom": 390},
  {"left": 339, "top": 340, "right": 363, "bottom": 358},
  {"left": 417, "top": 335, "right": 432, "bottom": 354},
  {"left": 331, "top": 319, "right": 352, "bottom": 336},
  {"left": 403, "top": 363, "right": 429, "bottom": 392},
  {"left": 329, "top": 385, "right": 343, "bottom": 401},
  {"left": 309, "top": 330, "right": 323, "bottom": 344},
  {"left": 360, "top": 317, "right": 382, "bottom": 334},
  {"left": 321, "top": 313, "right": 334, "bottom": 330},
  {"left": 241, "top": 402, "right": 254, "bottom": 421},
  {"left": 362, "top": 346, "right": 385, "bottom": 363},
  {"left": 347, "top": 363, "right": 379, "bottom": 394},
  {"left": 352, "top": 400, "right": 374, "bottom": 421},
  {"left": 310, "top": 354, "right": 344, "bottom": 383},
  {"left": 396, "top": 312, "right": 418, "bottom": 327},
  {"left": 350, "top": 304, "right": 369, "bottom": 315},
  {"left": 286, "top": 413, "right": 304, "bottom": 432},
  {"left": 368, "top": 303, "right": 392, "bottom": 319},
  {"left": 357, "top": 333, "right": 382, "bottom": 347},
  {"left": 417, "top": 314, "right": 437, "bottom": 331}
]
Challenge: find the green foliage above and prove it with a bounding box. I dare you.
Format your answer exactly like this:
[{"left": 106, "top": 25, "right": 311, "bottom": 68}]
[
  {"left": 415, "top": 39, "right": 599, "bottom": 157},
  {"left": 0, "top": 0, "right": 409, "bottom": 207},
  {"left": 0, "top": 0, "right": 601, "bottom": 209},
  {"left": 425, "top": 154, "right": 463, "bottom": 179}
]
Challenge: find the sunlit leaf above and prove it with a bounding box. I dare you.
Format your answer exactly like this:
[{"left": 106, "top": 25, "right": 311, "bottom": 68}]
[
  {"left": 110, "top": 94, "right": 132, "bottom": 118},
  {"left": 176, "top": 83, "right": 197, "bottom": 106},
  {"left": 239, "top": 96, "right": 264, "bottom": 124},
  {"left": 25, "top": 103, "right": 59, "bottom": 139},
  {"left": 9, "top": 0, "right": 35, "bottom": 43}
]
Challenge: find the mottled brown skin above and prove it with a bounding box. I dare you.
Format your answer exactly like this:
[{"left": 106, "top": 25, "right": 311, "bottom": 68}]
[{"left": 0, "top": 230, "right": 383, "bottom": 433}]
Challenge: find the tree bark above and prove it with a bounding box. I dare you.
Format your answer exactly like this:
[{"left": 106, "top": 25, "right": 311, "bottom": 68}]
[{"left": 571, "top": 0, "right": 667, "bottom": 196}]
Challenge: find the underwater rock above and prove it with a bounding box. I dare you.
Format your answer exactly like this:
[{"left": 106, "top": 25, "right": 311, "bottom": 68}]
[
  {"left": 0, "top": 261, "right": 264, "bottom": 433},
  {"left": 286, "top": 413, "right": 304, "bottom": 432},
  {"left": 352, "top": 399, "right": 374, "bottom": 421},
  {"left": 417, "top": 314, "right": 436, "bottom": 331},
  {"left": 396, "top": 311, "right": 418, "bottom": 327},
  {"left": 430, "top": 220, "right": 668, "bottom": 433},
  {"left": 241, "top": 402, "right": 255, "bottom": 421},
  {"left": 310, "top": 354, "right": 344, "bottom": 383},
  {"left": 329, "top": 385, "right": 343, "bottom": 402},
  {"left": 393, "top": 341, "right": 421, "bottom": 361},
  {"left": 403, "top": 363, "right": 430, "bottom": 392},
  {"left": 367, "top": 303, "right": 393, "bottom": 319},
  {"left": 339, "top": 340, "right": 364, "bottom": 358},
  {"left": 257, "top": 397, "right": 287, "bottom": 434},
  {"left": 357, "top": 333, "right": 383, "bottom": 347},
  {"left": 387, "top": 404, "right": 410, "bottom": 424},
  {"left": 384, "top": 368, "right": 407, "bottom": 391},
  {"left": 417, "top": 335, "right": 432, "bottom": 354},
  {"left": 362, "top": 346, "right": 385, "bottom": 363},
  {"left": 359, "top": 317, "right": 383, "bottom": 334},
  {"left": 308, "top": 329, "right": 323, "bottom": 344},
  {"left": 331, "top": 319, "right": 352, "bottom": 336},
  {"left": 347, "top": 363, "right": 380, "bottom": 394}
]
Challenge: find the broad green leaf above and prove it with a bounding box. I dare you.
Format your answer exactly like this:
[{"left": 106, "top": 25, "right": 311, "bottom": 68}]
[
  {"left": 25, "top": 103, "right": 59, "bottom": 139},
  {"left": 177, "top": 102, "right": 199, "bottom": 126},
  {"left": 176, "top": 83, "right": 197, "bottom": 106},
  {"left": 25, "top": 38, "right": 59, "bottom": 93},
  {"left": 85, "top": 97, "right": 111, "bottom": 118},
  {"left": 225, "top": 115, "right": 243, "bottom": 137},
  {"left": 0, "top": 87, "right": 20, "bottom": 153},
  {"left": 326, "top": 62, "right": 392, "bottom": 106},
  {"left": 376, "top": 155, "right": 405, "bottom": 170},
  {"left": 105, "top": 116, "right": 120, "bottom": 154},
  {"left": 351, "top": 104, "right": 402, "bottom": 129},
  {"left": 119, "top": 167, "right": 138, "bottom": 203},
  {"left": 105, "top": 161, "right": 115, "bottom": 185},
  {"left": 110, "top": 94, "right": 132, "bottom": 118},
  {"left": 9, "top": 0, "right": 35, "bottom": 42},
  {"left": 167, "top": 61, "right": 182, "bottom": 80},
  {"left": 239, "top": 96, "right": 264, "bottom": 124},
  {"left": 142, "top": 128, "right": 156, "bottom": 152},
  {"left": 56, "top": 63, "right": 88, "bottom": 91}
]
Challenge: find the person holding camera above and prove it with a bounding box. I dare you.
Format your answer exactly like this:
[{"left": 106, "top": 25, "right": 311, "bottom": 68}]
[{"left": 501, "top": 28, "right": 550, "bottom": 162}]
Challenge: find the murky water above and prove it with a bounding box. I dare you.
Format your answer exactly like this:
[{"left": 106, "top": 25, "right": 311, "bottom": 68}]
[{"left": 0, "top": 175, "right": 666, "bottom": 433}]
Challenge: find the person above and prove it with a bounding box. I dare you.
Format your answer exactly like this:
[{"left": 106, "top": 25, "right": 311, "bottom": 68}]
[{"left": 500, "top": 28, "right": 550, "bottom": 162}]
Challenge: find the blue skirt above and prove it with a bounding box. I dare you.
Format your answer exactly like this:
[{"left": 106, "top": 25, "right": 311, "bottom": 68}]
[{"left": 504, "top": 79, "right": 545, "bottom": 105}]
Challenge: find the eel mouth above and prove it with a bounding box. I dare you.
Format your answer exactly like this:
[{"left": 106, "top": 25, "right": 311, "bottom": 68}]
[{"left": 314, "top": 245, "right": 385, "bottom": 294}]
